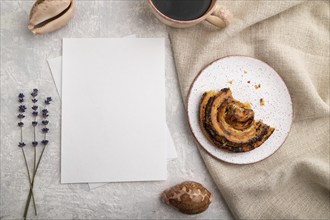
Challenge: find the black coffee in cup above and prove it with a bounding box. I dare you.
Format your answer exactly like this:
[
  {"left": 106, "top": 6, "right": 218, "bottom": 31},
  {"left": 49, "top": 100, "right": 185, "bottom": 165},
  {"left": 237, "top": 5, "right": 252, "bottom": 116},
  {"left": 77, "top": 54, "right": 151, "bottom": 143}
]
[{"left": 151, "top": 0, "right": 212, "bottom": 21}]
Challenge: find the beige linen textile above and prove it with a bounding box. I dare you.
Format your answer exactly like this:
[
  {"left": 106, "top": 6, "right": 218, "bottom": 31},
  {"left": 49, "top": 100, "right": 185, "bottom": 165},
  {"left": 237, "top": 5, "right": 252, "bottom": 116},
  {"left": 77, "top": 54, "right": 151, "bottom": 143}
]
[{"left": 168, "top": 1, "right": 329, "bottom": 219}]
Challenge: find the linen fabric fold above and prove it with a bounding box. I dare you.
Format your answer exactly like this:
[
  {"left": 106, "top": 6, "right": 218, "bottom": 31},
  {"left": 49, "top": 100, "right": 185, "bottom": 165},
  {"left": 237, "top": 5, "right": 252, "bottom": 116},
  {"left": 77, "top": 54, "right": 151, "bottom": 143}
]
[{"left": 168, "top": 1, "right": 329, "bottom": 219}]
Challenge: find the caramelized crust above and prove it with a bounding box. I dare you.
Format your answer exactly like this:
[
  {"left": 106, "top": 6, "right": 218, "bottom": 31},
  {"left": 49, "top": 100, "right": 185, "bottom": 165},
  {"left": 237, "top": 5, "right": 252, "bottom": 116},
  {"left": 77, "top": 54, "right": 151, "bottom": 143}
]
[{"left": 199, "top": 88, "right": 274, "bottom": 153}]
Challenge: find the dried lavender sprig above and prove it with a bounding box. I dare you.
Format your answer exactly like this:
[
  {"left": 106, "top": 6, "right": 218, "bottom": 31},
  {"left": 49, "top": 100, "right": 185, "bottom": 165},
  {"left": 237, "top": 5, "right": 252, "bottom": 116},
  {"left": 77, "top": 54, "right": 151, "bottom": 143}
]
[
  {"left": 24, "top": 96, "right": 52, "bottom": 218},
  {"left": 17, "top": 93, "right": 37, "bottom": 217},
  {"left": 30, "top": 89, "right": 39, "bottom": 217}
]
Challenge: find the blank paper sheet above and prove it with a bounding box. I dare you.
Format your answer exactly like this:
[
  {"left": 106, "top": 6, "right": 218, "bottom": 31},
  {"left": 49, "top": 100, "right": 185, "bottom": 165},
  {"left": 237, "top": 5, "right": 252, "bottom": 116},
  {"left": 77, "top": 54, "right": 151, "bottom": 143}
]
[{"left": 61, "top": 38, "right": 166, "bottom": 183}]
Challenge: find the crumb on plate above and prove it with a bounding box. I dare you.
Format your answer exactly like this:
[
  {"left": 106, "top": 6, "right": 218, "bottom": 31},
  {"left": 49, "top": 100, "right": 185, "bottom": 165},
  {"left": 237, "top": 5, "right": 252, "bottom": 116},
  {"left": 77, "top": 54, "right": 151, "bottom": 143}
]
[
  {"left": 255, "top": 84, "right": 261, "bottom": 89},
  {"left": 228, "top": 80, "right": 233, "bottom": 84},
  {"left": 260, "top": 98, "right": 265, "bottom": 106}
]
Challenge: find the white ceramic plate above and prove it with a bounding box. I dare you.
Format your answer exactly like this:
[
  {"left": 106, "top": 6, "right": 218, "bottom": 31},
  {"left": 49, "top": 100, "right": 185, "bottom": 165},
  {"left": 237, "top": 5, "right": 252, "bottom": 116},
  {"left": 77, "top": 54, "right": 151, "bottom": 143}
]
[{"left": 187, "top": 56, "right": 293, "bottom": 164}]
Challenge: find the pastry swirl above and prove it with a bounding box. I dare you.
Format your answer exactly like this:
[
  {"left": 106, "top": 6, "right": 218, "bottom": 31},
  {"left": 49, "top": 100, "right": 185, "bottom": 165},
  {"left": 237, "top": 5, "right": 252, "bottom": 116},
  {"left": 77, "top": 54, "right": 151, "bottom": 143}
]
[{"left": 199, "top": 88, "right": 274, "bottom": 153}]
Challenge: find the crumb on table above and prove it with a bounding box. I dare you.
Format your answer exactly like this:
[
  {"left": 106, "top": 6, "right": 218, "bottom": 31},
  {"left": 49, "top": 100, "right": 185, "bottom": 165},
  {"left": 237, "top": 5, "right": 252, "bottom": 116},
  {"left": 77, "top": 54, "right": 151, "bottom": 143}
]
[
  {"left": 255, "top": 84, "right": 261, "bottom": 89},
  {"left": 243, "top": 70, "right": 247, "bottom": 74},
  {"left": 228, "top": 80, "right": 233, "bottom": 84},
  {"left": 260, "top": 98, "right": 265, "bottom": 106},
  {"left": 247, "top": 81, "right": 251, "bottom": 84}
]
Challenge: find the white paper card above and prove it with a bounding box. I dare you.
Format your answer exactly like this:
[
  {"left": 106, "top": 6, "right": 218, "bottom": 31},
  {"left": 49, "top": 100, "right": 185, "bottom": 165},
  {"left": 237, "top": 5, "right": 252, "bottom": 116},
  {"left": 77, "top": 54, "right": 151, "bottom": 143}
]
[{"left": 61, "top": 38, "right": 167, "bottom": 183}]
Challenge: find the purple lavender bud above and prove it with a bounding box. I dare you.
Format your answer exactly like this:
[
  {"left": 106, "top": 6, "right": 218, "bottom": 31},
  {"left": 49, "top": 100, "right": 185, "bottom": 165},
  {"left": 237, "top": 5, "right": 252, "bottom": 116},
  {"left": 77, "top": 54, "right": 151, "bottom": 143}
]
[
  {"left": 32, "top": 121, "right": 38, "bottom": 126},
  {"left": 42, "top": 120, "right": 49, "bottom": 125},
  {"left": 31, "top": 89, "right": 38, "bottom": 97},
  {"left": 18, "top": 105, "right": 27, "bottom": 113},
  {"left": 32, "top": 141, "right": 38, "bottom": 147},
  {"left": 42, "top": 109, "right": 49, "bottom": 118},
  {"left": 17, "top": 114, "right": 25, "bottom": 119},
  {"left": 18, "top": 122, "right": 24, "bottom": 127},
  {"left": 41, "top": 140, "right": 49, "bottom": 145},
  {"left": 18, "top": 98, "right": 24, "bottom": 103},
  {"left": 32, "top": 111, "right": 38, "bottom": 116},
  {"left": 32, "top": 98, "right": 38, "bottom": 103},
  {"left": 32, "top": 105, "right": 38, "bottom": 110},
  {"left": 18, "top": 142, "right": 26, "bottom": 147},
  {"left": 45, "top": 97, "right": 52, "bottom": 105},
  {"left": 18, "top": 93, "right": 25, "bottom": 98},
  {"left": 42, "top": 127, "right": 49, "bottom": 133}
]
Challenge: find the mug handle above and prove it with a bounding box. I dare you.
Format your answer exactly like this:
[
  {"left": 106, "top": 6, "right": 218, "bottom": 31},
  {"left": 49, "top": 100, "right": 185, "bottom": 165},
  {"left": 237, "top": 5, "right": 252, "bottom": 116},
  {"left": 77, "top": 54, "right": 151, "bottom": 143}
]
[{"left": 206, "top": 5, "right": 233, "bottom": 28}]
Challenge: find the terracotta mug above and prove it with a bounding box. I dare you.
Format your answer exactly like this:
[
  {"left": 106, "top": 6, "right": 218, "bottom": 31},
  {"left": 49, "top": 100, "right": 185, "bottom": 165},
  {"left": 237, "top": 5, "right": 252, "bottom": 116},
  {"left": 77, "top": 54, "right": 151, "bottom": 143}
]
[{"left": 147, "top": 0, "right": 232, "bottom": 28}]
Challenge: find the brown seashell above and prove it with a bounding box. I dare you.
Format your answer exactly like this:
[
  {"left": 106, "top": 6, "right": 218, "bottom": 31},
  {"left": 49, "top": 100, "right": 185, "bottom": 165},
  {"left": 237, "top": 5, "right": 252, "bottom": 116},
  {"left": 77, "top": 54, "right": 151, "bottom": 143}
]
[
  {"left": 161, "top": 181, "right": 212, "bottom": 214},
  {"left": 28, "top": 0, "right": 76, "bottom": 35}
]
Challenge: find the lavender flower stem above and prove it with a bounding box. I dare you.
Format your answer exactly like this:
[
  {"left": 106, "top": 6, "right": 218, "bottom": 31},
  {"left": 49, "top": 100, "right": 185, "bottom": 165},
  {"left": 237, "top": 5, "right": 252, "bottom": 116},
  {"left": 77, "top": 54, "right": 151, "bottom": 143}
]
[
  {"left": 33, "top": 116, "right": 37, "bottom": 198},
  {"left": 20, "top": 118, "right": 23, "bottom": 142},
  {"left": 19, "top": 116, "right": 37, "bottom": 217},
  {"left": 33, "top": 146, "right": 36, "bottom": 203},
  {"left": 33, "top": 144, "right": 36, "bottom": 172},
  {"left": 23, "top": 139, "right": 47, "bottom": 218},
  {"left": 21, "top": 147, "right": 37, "bottom": 216}
]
